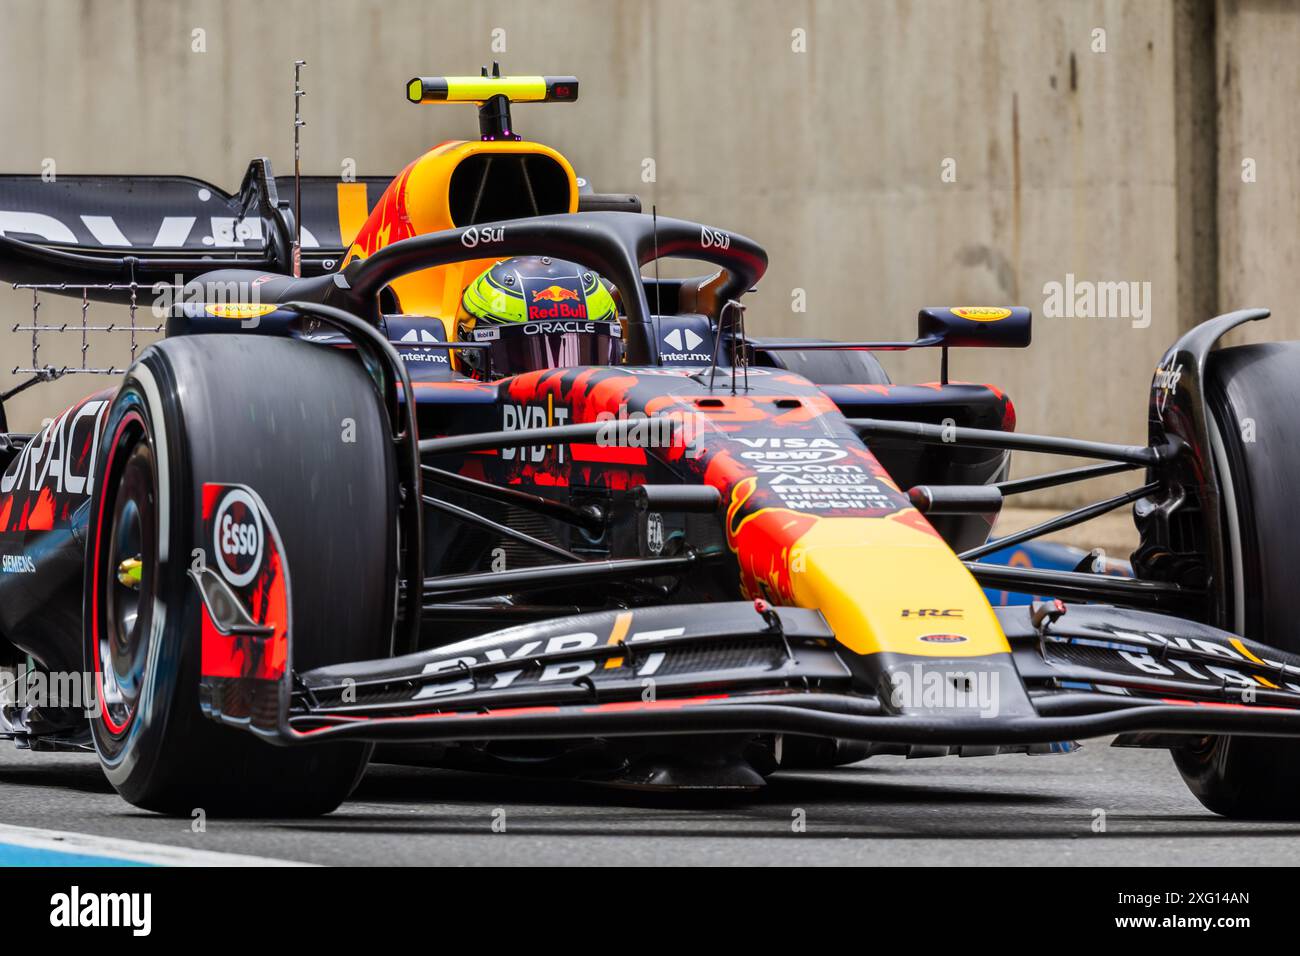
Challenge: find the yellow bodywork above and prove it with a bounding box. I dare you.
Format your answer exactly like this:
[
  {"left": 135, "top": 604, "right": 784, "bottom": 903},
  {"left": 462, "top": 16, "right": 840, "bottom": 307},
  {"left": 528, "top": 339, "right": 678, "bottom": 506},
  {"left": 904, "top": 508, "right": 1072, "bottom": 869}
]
[
  {"left": 787, "top": 516, "right": 1010, "bottom": 658},
  {"left": 340, "top": 139, "right": 579, "bottom": 338}
]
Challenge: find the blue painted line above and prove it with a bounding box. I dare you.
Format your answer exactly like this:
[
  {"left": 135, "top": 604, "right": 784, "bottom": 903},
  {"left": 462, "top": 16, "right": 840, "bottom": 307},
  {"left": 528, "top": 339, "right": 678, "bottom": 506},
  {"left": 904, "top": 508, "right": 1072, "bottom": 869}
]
[
  {"left": 0, "top": 822, "right": 310, "bottom": 866},
  {"left": 0, "top": 843, "right": 149, "bottom": 867}
]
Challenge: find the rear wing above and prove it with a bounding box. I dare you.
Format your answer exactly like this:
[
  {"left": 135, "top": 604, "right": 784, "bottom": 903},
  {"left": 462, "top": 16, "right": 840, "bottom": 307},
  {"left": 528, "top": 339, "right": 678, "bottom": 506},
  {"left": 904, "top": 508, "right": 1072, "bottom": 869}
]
[
  {"left": 754, "top": 306, "right": 1031, "bottom": 384},
  {"left": 0, "top": 158, "right": 392, "bottom": 301}
]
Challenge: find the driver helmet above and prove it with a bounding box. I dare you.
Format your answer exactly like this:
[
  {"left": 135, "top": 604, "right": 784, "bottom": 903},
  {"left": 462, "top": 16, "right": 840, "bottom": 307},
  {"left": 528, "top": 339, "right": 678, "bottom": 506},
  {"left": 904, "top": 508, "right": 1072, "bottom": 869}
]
[{"left": 457, "top": 256, "right": 621, "bottom": 378}]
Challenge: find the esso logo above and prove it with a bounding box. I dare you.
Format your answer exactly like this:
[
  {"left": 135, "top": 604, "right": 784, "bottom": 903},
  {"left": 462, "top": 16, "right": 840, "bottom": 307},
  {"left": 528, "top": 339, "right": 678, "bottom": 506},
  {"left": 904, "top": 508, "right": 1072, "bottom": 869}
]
[{"left": 212, "top": 489, "right": 264, "bottom": 587}]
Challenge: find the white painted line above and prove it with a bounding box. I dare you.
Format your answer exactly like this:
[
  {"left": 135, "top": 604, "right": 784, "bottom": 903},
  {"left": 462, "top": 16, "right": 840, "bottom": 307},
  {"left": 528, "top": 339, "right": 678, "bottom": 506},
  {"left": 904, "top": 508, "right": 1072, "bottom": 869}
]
[{"left": 0, "top": 823, "right": 315, "bottom": 867}]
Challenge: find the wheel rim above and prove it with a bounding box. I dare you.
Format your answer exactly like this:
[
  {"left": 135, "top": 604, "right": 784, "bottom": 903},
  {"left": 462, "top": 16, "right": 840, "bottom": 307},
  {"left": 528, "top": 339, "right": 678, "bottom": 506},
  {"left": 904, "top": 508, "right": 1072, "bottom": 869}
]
[{"left": 97, "top": 427, "right": 157, "bottom": 735}]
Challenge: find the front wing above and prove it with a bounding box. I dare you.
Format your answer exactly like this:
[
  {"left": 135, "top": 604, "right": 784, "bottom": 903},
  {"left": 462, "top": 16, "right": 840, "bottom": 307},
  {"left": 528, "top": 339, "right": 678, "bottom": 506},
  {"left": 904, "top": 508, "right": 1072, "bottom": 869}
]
[{"left": 196, "top": 588, "right": 1300, "bottom": 748}]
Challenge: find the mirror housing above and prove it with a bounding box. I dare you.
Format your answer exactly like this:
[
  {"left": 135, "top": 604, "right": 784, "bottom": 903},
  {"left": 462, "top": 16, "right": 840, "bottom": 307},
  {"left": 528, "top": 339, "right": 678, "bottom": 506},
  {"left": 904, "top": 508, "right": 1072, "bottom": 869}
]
[{"left": 918, "top": 307, "right": 1032, "bottom": 349}]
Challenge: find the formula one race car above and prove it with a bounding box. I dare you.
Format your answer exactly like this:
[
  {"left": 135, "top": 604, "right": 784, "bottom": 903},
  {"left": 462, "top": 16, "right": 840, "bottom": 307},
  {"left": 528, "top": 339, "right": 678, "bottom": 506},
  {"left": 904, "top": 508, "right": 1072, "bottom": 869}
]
[{"left": 2, "top": 70, "right": 1300, "bottom": 819}]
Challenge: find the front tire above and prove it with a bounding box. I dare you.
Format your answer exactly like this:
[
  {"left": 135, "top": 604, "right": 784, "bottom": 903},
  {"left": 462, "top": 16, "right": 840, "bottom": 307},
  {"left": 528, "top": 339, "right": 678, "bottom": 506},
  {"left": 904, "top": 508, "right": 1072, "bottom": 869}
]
[
  {"left": 1173, "top": 341, "right": 1300, "bottom": 818},
  {"left": 85, "top": 335, "right": 398, "bottom": 816}
]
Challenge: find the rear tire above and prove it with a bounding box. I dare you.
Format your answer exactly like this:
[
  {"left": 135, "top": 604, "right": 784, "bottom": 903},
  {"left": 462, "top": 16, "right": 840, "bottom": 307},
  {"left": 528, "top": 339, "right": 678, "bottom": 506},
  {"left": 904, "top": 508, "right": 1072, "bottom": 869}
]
[
  {"left": 84, "top": 335, "right": 397, "bottom": 816},
  {"left": 1173, "top": 341, "right": 1300, "bottom": 818}
]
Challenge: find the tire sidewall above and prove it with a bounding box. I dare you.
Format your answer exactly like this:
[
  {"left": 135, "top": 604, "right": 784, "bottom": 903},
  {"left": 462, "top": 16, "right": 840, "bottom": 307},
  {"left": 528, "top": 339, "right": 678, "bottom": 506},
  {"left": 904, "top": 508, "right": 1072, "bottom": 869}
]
[{"left": 85, "top": 355, "right": 196, "bottom": 797}]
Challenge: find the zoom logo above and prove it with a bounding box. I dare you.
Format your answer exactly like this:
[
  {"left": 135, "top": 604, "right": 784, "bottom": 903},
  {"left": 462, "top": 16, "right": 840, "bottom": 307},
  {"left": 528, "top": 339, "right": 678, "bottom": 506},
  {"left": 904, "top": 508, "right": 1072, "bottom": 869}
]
[{"left": 212, "top": 488, "right": 264, "bottom": 587}]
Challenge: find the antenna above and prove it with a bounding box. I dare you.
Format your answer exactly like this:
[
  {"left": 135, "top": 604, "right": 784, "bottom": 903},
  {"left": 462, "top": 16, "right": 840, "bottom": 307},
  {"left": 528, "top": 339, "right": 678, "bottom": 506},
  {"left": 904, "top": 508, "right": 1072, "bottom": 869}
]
[
  {"left": 477, "top": 61, "right": 514, "bottom": 140},
  {"left": 706, "top": 299, "right": 749, "bottom": 395},
  {"left": 651, "top": 204, "right": 662, "bottom": 319},
  {"left": 727, "top": 299, "right": 749, "bottom": 395},
  {"left": 292, "top": 59, "right": 306, "bottom": 277}
]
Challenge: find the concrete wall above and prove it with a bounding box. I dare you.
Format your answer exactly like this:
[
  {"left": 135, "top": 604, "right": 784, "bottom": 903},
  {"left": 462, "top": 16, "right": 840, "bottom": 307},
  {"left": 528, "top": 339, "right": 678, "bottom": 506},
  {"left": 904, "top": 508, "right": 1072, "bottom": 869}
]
[
  {"left": 0, "top": 0, "right": 1294, "bottom": 506},
  {"left": 1217, "top": 0, "right": 1300, "bottom": 346}
]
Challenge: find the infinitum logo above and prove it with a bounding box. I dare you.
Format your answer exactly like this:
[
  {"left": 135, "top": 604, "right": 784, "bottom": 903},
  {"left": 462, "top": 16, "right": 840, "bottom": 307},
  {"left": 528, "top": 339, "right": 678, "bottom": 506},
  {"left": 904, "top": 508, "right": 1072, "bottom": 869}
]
[{"left": 49, "top": 886, "right": 151, "bottom": 936}]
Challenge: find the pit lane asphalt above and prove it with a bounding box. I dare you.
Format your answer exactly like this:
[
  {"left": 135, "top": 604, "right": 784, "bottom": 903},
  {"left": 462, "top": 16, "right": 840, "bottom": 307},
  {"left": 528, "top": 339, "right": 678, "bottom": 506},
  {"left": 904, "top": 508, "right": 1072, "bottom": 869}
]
[{"left": 1, "top": 740, "right": 1297, "bottom": 866}]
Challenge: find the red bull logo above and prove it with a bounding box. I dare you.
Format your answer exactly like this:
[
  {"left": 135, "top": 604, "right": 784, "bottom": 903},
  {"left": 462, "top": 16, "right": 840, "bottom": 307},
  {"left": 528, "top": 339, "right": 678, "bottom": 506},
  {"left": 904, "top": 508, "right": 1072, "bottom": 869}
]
[
  {"left": 528, "top": 282, "right": 587, "bottom": 320},
  {"left": 532, "top": 284, "right": 581, "bottom": 303}
]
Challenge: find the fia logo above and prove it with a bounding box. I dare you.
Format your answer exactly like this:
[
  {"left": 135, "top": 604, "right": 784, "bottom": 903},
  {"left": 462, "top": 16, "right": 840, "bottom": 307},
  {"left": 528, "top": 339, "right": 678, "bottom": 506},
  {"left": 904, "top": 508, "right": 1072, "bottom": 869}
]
[{"left": 646, "top": 512, "right": 665, "bottom": 555}]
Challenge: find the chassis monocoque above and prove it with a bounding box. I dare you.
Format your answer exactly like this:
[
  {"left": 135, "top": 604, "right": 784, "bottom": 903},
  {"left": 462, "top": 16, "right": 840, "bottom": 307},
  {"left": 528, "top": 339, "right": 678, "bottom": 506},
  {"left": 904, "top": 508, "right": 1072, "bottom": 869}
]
[{"left": 2, "top": 73, "right": 1300, "bottom": 818}]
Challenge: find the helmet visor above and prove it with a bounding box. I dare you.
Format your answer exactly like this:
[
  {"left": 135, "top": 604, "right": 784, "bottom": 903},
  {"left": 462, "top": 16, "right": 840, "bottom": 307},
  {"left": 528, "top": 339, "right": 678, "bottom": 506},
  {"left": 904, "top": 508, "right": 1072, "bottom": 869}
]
[{"left": 471, "top": 320, "right": 623, "bottom": 377}]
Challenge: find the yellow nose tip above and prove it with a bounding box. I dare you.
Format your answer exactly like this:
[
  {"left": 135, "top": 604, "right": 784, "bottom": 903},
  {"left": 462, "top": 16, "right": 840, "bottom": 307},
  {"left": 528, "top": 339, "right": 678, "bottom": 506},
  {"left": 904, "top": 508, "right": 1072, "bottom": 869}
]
[
  {"left": 787, "top": 517, "right": 1010, "bottom": 658},
  {"left": 116, "top": 557, "right": 143, "bottom": 589}
]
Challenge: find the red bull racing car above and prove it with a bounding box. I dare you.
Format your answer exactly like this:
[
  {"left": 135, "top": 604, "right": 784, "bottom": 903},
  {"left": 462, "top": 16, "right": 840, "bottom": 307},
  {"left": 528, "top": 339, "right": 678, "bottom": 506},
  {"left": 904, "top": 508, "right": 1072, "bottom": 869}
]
[{"left": 2, "top": 71, "right": 1300, "bottom": 818}]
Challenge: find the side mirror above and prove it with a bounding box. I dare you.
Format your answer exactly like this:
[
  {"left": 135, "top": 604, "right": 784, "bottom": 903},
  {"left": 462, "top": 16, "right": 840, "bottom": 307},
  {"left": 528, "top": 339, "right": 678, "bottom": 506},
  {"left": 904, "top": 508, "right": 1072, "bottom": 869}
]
[{"left": 918, "top": 307, "right": 1032, "bottom": 349}]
